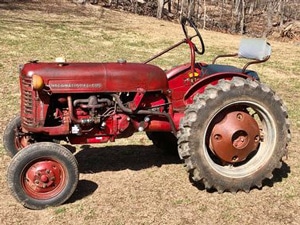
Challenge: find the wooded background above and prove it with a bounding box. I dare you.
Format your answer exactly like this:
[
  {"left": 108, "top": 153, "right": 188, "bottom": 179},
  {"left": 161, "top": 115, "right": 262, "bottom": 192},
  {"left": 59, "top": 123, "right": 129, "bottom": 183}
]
[{"left": 75, "top": 0, "right": 299, "bottom": 40}]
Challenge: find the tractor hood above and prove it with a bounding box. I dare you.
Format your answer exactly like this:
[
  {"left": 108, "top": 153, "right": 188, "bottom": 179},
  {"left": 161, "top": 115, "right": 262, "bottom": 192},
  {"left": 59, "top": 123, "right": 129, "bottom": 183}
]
[{"left": 20, "top": 61, "right": 168, "bottom": 93}]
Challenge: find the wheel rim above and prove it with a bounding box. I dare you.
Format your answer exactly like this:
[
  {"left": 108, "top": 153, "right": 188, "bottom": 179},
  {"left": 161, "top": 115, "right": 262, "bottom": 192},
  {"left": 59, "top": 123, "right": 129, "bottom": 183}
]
[
  {"left": 22, "top": 158, "right": 66, "bottom": 200},
  {"left": 203, "top": 100, "right": 276, "bottom": 178},
  {"left": 209, "top": 111, "right": 260, "bottom": 163}
]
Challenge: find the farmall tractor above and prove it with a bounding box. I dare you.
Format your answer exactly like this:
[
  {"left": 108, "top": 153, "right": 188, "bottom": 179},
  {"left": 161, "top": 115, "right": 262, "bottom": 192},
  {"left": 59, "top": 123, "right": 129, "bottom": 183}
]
[{"left": 3, "top": 18, "right": 290, "bottom": 209}]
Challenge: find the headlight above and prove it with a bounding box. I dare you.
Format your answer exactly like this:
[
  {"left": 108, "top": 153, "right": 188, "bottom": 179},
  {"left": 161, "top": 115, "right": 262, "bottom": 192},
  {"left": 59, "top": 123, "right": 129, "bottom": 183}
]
[{"left": 32, "top": 74, "right": 44, "bottom": 90}]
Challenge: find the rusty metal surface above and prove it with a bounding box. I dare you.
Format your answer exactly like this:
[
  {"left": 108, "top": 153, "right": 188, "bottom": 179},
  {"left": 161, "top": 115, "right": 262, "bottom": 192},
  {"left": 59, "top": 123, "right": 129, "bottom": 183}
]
[{"left": 210, "top": 111, "right": 260, "bottom": 163}]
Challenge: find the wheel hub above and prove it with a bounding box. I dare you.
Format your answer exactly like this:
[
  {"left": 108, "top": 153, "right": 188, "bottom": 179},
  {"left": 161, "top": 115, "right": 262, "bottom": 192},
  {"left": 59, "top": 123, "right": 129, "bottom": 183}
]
[
  {"left": 209, "top": 111, "right": 260, "bottom": 163},
  {"left": 25, "top": 160, "right": 62, "bottom": 194}
]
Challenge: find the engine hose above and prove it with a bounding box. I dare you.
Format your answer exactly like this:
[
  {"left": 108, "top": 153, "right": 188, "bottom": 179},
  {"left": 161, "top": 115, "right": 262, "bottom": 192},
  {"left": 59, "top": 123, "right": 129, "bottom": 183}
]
[
  {"left": 67, "top": 96, "right": 92, "bottom": 124},
  {"left": 111, "top": 94, "right": 177, "bottom": 136}
]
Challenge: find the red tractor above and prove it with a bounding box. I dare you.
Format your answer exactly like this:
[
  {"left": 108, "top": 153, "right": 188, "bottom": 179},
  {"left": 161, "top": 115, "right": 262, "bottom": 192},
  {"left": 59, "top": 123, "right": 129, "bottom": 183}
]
[{"left": 4, "top": 18, "right": 290, "bottom": 209}]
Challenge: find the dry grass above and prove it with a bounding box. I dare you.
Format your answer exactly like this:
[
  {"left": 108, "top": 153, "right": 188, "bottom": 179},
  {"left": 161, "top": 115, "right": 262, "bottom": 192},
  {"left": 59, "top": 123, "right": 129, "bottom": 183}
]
[{"left": 0, "top": 1, "right": 300, "bottom": 225}]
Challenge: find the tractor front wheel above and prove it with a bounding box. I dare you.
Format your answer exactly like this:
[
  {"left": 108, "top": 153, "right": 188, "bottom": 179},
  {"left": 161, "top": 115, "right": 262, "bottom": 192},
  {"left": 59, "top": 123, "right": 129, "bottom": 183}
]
[
  {"left": 3, "top": 115, "right": 26, "bottom": 157},
  {"left": 178, "top": 77, "right": 290, "bottom": 192},
  {"left": 7, "top": 142, "right": 79, "bottom": 209}
]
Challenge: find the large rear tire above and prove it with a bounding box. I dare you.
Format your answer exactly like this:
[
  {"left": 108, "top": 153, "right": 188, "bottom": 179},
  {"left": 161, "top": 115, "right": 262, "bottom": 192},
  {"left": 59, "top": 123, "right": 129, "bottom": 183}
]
[
  {"left": 178, "top": 77, "right": 290, "bottom": 192},
  {"left": 7, "top": 142, "right": 79, "bottom": 209},
  {"left": 146, "top": 131, "right": 178, "bottom": 155}
]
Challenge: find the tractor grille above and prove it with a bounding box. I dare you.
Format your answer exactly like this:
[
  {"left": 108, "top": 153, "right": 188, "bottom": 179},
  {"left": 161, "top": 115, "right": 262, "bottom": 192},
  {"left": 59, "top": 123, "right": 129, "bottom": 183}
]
[{"left": 21, "top": 76, "right": 34, "bottom": 126}]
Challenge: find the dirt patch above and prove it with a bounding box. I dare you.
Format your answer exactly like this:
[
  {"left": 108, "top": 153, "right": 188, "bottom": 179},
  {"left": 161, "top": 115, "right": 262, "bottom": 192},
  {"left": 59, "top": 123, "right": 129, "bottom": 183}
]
[{"left": 0, "top": 1, "right": 299, "bottom": 225}]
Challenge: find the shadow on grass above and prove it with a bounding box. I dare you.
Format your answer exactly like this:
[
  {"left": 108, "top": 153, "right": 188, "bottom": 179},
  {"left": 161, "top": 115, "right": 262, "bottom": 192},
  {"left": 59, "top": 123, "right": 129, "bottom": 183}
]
[
  {"left": 263, "top": 161, "right": 291, "bottom": 187},
  {"left": 66, "top": 179, "right": 99, "bottom": 204},
  {"left": 74, "top": 144, "right": 182, "bottom": 173},
  {"left": 65, "top": 144, "right": 181, "bottom": 204},
  {"left": 67, "top": 144, "right": 291, "bottom": 204},
  {"left": 190, "top": 161, "right": 291, "bottom": 193}
]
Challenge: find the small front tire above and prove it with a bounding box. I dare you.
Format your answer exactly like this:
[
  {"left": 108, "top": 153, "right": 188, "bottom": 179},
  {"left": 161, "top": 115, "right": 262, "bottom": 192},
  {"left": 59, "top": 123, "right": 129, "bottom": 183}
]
[
  {"left": 3, "top": 115, "right": 24, "bottom": 157},
  {"left": 7, "top": 142, "right": 79, "bottom": 209}
]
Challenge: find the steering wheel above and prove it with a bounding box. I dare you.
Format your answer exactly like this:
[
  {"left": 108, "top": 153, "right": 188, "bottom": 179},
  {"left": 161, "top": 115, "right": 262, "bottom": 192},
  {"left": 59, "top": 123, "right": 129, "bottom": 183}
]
[{"left": 181, "top": 17, "right": 205, "bottom": 55}]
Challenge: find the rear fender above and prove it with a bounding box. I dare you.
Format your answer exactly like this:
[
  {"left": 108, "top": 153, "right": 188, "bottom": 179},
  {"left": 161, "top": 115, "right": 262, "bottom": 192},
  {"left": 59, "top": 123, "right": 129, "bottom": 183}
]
[{"left": 183, "top": 73, "right": 252, "bottom": 105}]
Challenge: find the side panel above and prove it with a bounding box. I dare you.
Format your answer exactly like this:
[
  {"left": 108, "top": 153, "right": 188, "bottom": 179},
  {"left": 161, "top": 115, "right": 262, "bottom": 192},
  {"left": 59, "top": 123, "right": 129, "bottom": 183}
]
[{"left": 166, "top": 63, "right": 202, "bottom": 111}]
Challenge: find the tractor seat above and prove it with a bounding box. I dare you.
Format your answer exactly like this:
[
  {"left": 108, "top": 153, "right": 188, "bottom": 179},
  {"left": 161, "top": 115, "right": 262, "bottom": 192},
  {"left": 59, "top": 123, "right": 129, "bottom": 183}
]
[
  {"left": 204, "top": 38, "right": 272, "bottom": 81},
  {"left": 201, "top": 64, "right": 260, "bottom": 80}
]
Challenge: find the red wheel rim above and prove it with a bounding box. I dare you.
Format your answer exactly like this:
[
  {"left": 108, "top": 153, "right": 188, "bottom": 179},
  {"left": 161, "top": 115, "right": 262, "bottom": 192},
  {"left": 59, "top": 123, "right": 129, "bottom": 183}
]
[
  {"left": 209, "top": 111, "right": 260, "bottom": 163},
  {"left": 22, "top": 158, "right": 66, "bottom": 200}
]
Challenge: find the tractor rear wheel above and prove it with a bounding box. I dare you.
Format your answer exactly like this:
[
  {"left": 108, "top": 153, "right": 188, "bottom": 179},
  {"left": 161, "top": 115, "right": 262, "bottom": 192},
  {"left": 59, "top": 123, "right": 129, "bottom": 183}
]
[
  {"left": 178, "top": 77, "right": 290, "bottom": 192},
  {"left": 7, "top": 142, "right": 79, "bottom": 209},
  {"left": 146, "top": 131, "right": 178, "bottom": 155}
]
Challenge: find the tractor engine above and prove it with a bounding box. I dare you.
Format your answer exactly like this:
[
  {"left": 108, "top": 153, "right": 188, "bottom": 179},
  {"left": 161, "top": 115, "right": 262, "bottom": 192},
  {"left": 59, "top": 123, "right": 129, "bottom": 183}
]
[
  {"left": 19, "top": 61, "right": 172, "bottom": 145},
  {"left": 51, "top": 92, "right": 169, "bottom": 144}
]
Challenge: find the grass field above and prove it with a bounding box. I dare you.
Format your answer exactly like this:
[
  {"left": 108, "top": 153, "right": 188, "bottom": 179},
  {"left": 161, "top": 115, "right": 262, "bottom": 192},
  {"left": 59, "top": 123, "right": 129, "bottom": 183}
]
[{"left": 0, "top": 1, "right": 300, "bottom": 224}]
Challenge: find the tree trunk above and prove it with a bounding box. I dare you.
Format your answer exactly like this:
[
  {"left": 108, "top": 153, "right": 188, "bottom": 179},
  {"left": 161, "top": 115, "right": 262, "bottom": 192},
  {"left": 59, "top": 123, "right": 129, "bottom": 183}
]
[
  {"left": 263, "top": 0, "right": 273, "bottom": 37},
  {"left": 235, "top": 0, "right": 241, "bottom": 15},
  {"left": 188, "top": 0, "right": 195, "bottom": 19},
  {"left": 220, "top": 0, "right": 224, "bottom": 20},
  {"left": 157, "top": 0, "right": 164, "bottom": 18},
  {"left": 248, "top": 0, "right": 255, "bottom": 15},
  {"left": 240, "top": 0, "right": 245, "bottom": 34},
  {"left": 180, "top": 0, "right": 187, "bottom": 20},
  {"left": 203, "top": 0, "right": 207, "bottom": 29},
  {"left": 277, "top": 0, "right": 284, "bottom": 27},
  {"left": 167, "top": 0, "right": 171, "bottom": 13}
]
